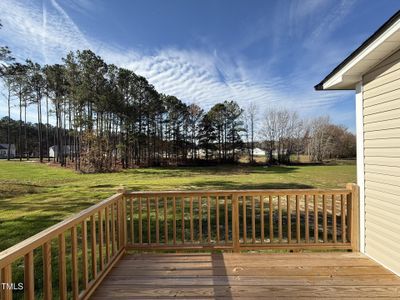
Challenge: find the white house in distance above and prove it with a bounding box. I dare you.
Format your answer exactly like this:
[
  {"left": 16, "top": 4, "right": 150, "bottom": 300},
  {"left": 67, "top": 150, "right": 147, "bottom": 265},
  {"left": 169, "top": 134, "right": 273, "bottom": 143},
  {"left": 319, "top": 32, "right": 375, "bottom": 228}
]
[
  {"left": 0, "top": 144, "right": 16, "bottom": 158},
  {"left": 49, "top": 145, "right": 73, "bottom": 158},
  {"left": 316, "top": 11, "right": 400, "bottom": 275},
  {"left": 252, "top": 147, "right": 266, "bottom": 156}
]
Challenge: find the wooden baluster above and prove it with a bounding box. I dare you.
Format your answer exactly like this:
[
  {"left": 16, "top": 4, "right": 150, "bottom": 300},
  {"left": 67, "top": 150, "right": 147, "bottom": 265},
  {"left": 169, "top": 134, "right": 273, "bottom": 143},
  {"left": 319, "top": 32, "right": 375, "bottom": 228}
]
[
  {"left": 323, "top": 194, "right": 327, "bottom": 242},
  {"left": 42, "top": 242, "right": 52, "bottom": 300},
  {"left": 251, "top": 196, "right": 256, "bottom": 243},
  {"left": 207, "top": 196, "right": 211, "bottom": 243},
  {"left": 130, "top": 198, "right": 134, "bottom": 244},
  {"left": 314, "top": 195, "right": 318, "bottom": 243},
  {"left": 260, "top": 196, "right": 264, "bottom": 244},
  {"left": 181, "top": 197, "right": 185, "bottom": 244},
  {"left": 199, "top": 196, "right": 203, "bottom": 242},
  {"left": 138, "top": 197, "right": 142, "bottom": 244},
  {"left": 216, "top": 196, "right": 220, "bottom": 243},
  {"left": 24, "top": 251, "right": 34, "bottom": 300},
  {"left": 332, "top": 194, "right": 337, "bottom": 243},
  {"left": 243, "top": 196, "right": 247, "bottom": 243},
  {"left": 82, "top": 220, "right": 88, "bottom": 288},
  {"left": 98, "top": 211, "right": 104, "bottom": 271},
  {"left": 190, "top": 196, "right": 194, "bottom": 243},
  {"left": 147, "top": 197, "right": 151, "bottom": 244},
  {"left": 287, "top": 195, "right": 291, "bottom": 243},
  {"left": 269, "top": 195, "right": 273, "bottom": 243},
  {"left": 1, "top": 265, "right": 12, "bottom": 300},
  {"left": 156, "top": 196, "right": 159, "bottom": 244},
  {"left": 71, "top": 226, "right": 79, "bottom": 299},
  {"left": 111, "top": 203, "right": 116, "bottom": 255},
  {"left": 58, "top": 233, "right": 67, "bottom": 300},
  {"left": 164, "top": 197, "right": 168, "bottom": 244},
  {"left": 296, "top": 195, "right": 301, "bottom": 243},
  {"left": 232, "top": 194, "right": 240, "bottom": 252},
  {"left": 173, "top": 196, "right": 177, "bottom": 245},
  {"left": 278, "top": 196, "right": 282, "bottom": 243},
  {"left": 305, "top": 195, "right": 309, "bottom": 243},
  {"left": 341, "top": 194, "right": 346, "bottom": 242},
  {"left": 225, "top": 196, "right": 229, "bottom": 242},
  {"left": 105, "top": 206, "right": 110, "bottom": 262},
  {"left": 90, "top": 215, "right": 97, "bottom": 279}
]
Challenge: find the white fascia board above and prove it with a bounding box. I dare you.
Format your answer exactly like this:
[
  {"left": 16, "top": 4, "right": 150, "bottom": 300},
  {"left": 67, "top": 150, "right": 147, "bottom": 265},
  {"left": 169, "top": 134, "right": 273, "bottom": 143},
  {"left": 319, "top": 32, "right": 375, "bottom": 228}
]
[
  {"left": 355, "top": 81, "right": 365, "bottom": 253},
  {"left": 323, "top": 19, "right": 400, "bottom": 90}
]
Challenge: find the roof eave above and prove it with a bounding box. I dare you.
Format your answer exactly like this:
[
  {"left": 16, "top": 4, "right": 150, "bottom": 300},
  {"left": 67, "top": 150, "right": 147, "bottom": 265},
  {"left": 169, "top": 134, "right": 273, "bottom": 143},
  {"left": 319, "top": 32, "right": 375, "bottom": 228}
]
[{"left": 315, "top": 10, "right": 400, "bottom": 91}]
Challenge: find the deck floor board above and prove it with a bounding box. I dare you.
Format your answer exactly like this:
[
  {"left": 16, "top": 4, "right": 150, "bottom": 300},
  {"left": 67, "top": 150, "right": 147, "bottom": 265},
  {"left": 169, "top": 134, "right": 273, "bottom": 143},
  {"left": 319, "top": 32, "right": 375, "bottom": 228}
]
[{"left": 91, "top": 252, "right": 400, "bottom": 299}]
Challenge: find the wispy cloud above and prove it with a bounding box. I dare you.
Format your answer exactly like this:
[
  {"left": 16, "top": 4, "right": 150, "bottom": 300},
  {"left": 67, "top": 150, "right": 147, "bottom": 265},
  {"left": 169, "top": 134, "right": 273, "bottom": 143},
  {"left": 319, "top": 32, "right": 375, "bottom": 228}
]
[
  {"left": 303, "top": 0, "right": 357, "bottom": 47},
  {"left": 0, "top": 0, "right": 354, "bottom": 129},
  {"left": 0, "top": 0, "right": 90, "bottom": 63},
  {"left": 59, "top": 0, "right": 97, "bottom": 15}
]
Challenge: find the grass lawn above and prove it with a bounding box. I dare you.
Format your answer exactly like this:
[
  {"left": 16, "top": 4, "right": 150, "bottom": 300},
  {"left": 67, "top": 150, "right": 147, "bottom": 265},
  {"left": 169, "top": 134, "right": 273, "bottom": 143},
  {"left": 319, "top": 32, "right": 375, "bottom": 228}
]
[{"left": 0, "top": 160, "right": 356, "bottom": 251}]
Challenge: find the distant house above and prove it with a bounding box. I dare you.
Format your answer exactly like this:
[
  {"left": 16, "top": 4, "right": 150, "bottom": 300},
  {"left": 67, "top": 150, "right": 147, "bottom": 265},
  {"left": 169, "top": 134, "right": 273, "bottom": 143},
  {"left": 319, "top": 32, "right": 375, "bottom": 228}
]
[
  {"left": 252, "top": 148, "right": 266, "bottom": 156},
  {"left": 49, "top": 145, "right": 73, "bottom": 158},
  {"left": 0, "top": 144, "right": 16, "bottom": 158},
  {"left": 269, "top": 149, "right": 288, "bottom": 158}
]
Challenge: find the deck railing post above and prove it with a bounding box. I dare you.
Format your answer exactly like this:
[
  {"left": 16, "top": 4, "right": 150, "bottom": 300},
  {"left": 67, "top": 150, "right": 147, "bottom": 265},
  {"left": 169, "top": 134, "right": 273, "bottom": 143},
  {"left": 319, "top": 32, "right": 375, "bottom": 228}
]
[
  {"left": 232, "top": 193, "right": 240, "bottom": 253},
  {"left": 122, "top": 195, "right": 127, "bottom": 247},
  {"left": 346, "top": 183, "right": 359, "bottom": 252},
  {"left": 1, "top": 264, "right": 12, "bottom": 300},
  {"left": 116, "top": 187, "right": 127, "bottom": 249}
]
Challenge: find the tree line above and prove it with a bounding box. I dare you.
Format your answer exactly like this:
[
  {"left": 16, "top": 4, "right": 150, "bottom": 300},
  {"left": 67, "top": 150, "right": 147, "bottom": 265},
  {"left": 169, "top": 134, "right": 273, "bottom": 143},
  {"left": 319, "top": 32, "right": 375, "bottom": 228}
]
[
  {"left": 1, "top": 35, "right": 248, "bottom": 172},
  {"left": 259, "top": 109, "right": 356, "bottom": 164},
  {"left": 0, "top": 21, "right": 355, "bottom": 172}
]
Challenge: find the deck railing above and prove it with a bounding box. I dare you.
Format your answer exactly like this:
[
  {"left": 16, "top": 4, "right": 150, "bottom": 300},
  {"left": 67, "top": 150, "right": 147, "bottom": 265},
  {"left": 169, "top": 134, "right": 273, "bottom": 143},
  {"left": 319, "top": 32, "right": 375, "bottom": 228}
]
[
  {"left": 124, "top": 183, "right": 359, "bottom": 252},
  {"left": 0, "top": 193, "right": 126, "bottom": 300},
  {"left": 0, "top": 184, "right": 358, "bottom": 300}
]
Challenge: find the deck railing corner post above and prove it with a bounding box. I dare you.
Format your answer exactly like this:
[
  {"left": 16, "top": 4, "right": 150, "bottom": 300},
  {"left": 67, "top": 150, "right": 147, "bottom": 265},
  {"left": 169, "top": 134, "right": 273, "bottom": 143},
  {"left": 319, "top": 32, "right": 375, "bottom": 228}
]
[
  {"left": 122, "top": 194, "right": 128, "bottom": 248},
  {"left": 346, "top": 183, "right": 360, "bottom": 252},
  {"left": 116, "top": 185, "right": 127, "bottom": 195},
  {"left": 115, "top": 186, "right": 128, "bottom": 249}
]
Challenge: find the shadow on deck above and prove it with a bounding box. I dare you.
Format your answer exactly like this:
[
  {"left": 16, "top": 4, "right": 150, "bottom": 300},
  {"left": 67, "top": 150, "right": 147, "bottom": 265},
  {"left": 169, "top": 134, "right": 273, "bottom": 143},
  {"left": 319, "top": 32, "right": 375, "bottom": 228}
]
[{"left": 91, "top": 252, "right": 400, "bottom": 299}]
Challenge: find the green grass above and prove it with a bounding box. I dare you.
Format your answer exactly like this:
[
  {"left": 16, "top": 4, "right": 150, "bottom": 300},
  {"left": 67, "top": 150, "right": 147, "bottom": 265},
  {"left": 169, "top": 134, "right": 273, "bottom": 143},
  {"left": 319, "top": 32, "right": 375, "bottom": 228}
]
[{"left": 0, "top": 160, "right": 356, "bottom": 251}]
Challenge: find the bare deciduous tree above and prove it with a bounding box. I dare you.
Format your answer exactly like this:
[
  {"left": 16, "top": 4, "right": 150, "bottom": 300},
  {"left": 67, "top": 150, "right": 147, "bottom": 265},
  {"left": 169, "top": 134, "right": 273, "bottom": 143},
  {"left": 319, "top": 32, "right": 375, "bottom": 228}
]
[
  {"left": 243, "top": 102, "right": 258, "bottom": 162},
  {"left": 259, "top": 108, "right": 304, "bottom": 164},
  {"left": 307, "top": 116, "right": 333, "bottom": 162},
  {"left": 306, "top": 118, "right": 356, "bottom": 161}
]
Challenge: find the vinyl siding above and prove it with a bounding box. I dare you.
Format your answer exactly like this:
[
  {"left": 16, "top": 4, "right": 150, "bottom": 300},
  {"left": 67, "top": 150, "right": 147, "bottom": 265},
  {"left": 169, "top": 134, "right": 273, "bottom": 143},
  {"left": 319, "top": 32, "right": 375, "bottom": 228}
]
[{"left": 362, "top": 48, "right": 400, "bottom": 275}]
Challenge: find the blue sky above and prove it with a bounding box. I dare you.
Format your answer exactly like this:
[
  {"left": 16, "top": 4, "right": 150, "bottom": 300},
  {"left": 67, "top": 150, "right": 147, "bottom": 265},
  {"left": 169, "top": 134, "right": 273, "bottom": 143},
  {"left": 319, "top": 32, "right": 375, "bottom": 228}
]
[{"left": 0, "top": 0, "right": 399, "bottom": 131}]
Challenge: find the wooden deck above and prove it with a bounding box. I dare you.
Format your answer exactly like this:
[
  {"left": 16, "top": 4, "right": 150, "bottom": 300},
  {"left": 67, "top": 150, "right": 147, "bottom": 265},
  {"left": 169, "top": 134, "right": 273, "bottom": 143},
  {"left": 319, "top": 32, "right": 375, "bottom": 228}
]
[
  {"left": 91, "top": 252, "right": 400, "bottom": 299},
  {"left": 0, "top": 186, "right": 391, "bottom": 300}
]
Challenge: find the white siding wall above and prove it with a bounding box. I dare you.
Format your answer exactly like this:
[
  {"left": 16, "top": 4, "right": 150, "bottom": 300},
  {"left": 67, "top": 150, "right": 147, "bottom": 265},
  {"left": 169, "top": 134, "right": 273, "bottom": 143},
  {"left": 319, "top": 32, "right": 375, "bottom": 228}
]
[{"left": 362, "top": 49, "right": 400, "bottom": 275}]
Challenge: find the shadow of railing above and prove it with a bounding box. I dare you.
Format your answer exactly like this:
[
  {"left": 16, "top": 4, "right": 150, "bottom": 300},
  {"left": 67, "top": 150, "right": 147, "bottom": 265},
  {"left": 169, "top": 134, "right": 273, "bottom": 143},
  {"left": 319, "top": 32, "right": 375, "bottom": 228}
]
[{"left": 211, "top": 252, "right": 233, "bottom": 300}]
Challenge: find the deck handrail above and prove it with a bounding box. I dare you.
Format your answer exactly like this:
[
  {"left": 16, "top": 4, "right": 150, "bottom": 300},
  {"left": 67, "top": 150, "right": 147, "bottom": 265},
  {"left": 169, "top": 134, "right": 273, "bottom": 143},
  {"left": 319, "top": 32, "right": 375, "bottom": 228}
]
[
  {"left": 0, "top": 193, "right": 123, "bottom": 268},
  {"left": 0, "top": 184, "right": 359, "bottom": 300},
  {"left": 0, "top": 192, "right": 126, "bottom": 300},
  {"left": 124, "top": 188, "right": 350, "bottom": 196}
]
